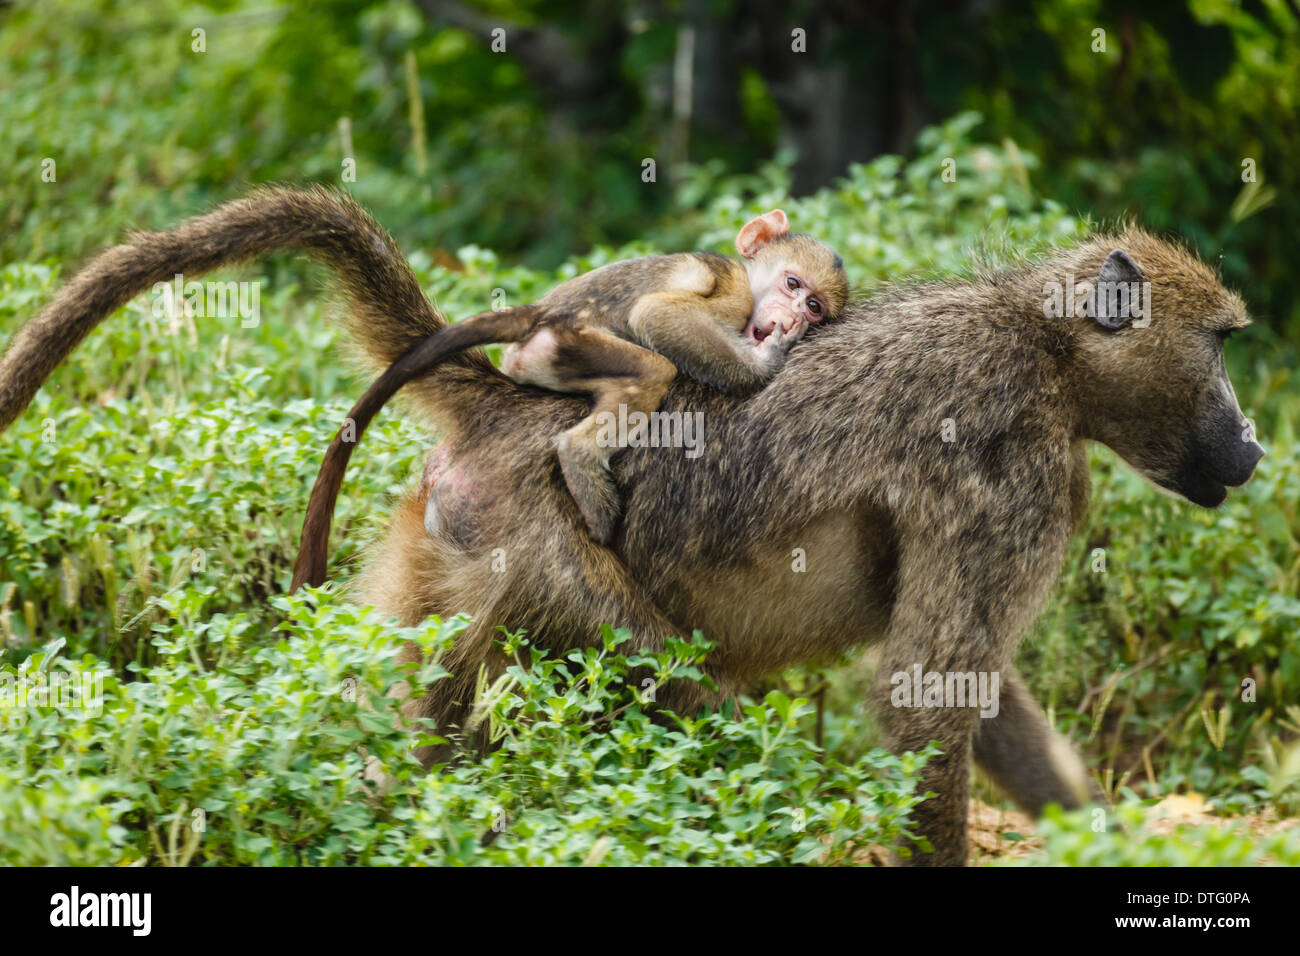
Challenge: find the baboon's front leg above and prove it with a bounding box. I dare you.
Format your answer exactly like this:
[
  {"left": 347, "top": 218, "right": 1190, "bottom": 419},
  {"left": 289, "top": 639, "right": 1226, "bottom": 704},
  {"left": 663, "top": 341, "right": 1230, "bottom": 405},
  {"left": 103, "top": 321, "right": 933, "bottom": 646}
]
[
  {"left": 872, "top": 500, "right": 1072, "bottom": 865},
  {"left": 872, "top": 640, "right": 984, "bottom": 866}
]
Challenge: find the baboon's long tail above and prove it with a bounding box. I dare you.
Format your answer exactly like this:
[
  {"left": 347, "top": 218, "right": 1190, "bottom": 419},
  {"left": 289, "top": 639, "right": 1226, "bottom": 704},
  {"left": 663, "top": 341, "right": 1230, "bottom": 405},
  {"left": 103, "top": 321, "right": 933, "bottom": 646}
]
[
  {"left": 291, "top": 306, "right": 540, "bottom": 592},
  {"left": 0, "top": 185, "right": 442, "bottom": 433}
]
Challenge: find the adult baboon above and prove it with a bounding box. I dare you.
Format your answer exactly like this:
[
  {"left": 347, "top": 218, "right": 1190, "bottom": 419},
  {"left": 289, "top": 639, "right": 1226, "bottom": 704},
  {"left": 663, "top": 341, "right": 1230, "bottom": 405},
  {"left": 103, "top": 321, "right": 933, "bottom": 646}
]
[{"left": 0, "top": 189, "right": 1263, "bottom": 864}]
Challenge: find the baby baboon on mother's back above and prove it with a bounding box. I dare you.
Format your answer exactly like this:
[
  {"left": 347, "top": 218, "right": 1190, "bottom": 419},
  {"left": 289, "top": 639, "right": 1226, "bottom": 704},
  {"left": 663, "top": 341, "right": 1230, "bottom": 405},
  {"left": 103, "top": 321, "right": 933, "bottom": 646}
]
[{"left": 290, "top": 209, "right": 846, "bottom": 588}]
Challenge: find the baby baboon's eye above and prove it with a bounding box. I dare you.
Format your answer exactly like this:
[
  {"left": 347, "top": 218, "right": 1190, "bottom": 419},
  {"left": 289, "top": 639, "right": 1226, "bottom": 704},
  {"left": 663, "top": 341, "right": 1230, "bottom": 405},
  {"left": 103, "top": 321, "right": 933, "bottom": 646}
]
[
  {"left": 786, "top": 275, "right": 800, "bottom": 291},
  {"left": 807, "top": 299, "right": 822, "bottom": 316}
]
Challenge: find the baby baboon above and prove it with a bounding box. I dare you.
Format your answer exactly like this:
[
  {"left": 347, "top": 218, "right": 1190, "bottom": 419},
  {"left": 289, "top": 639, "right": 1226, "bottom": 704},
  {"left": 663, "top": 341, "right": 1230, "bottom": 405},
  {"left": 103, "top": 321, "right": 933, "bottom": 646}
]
[
  {"left": 0, "top": 189, "right": 1263, "bottom": 865},
  {"left": 443, "top": 209, "right": 846, "bottom": 546},
  {"left": 291, "top": 210, "right": 846, "bottom": 588}
]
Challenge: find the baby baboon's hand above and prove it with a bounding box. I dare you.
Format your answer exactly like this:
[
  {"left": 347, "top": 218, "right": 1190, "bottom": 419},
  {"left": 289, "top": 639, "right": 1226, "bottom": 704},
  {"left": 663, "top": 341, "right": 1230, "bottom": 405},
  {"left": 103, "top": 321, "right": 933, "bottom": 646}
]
[
  {"left": 756, "top": 314, "right": 807, "bottom": 361},
  {"left": 754, "top": 321, "right": 784, "bottom": 363},
  {"left": 780, "top": 313, "right": 810, "bottom": 345}
]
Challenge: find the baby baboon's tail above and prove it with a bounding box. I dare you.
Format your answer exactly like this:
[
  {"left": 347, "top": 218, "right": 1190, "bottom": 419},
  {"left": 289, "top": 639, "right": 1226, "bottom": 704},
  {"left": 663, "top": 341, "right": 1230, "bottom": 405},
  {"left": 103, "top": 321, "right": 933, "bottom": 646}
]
[{"left": 292, "top": 306, "right": 541, "bottom": 591}]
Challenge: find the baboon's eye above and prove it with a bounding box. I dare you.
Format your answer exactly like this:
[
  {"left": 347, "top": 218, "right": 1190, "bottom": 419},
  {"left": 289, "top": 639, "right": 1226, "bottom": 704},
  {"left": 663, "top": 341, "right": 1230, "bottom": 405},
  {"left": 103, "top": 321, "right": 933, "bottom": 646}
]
[
  {"left": 786, "top": 275, "right": 800, "bottom": 291},
  {"left": 807, "top": 299, "right": 823, "bottom": 316}
]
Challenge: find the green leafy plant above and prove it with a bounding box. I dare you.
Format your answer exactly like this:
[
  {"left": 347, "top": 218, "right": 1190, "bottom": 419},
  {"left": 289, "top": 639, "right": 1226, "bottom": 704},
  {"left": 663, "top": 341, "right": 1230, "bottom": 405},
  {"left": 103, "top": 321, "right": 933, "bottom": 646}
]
[
  {"left": 1013, "top": 804, "right": 1300, "bottom": 867},
  {"left": 0, "top": 593, "right": 933, "bottom": 865}
]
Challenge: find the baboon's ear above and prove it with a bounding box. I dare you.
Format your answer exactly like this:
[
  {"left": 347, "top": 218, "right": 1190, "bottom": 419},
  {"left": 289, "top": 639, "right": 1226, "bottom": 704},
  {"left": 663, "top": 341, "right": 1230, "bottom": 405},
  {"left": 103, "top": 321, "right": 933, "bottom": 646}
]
[
  {"left": 1093, "top": 249, "right": 1144, "bottom": 330},
  {"left": 736, "top": 209, "right": 790, "bottom": 259}
]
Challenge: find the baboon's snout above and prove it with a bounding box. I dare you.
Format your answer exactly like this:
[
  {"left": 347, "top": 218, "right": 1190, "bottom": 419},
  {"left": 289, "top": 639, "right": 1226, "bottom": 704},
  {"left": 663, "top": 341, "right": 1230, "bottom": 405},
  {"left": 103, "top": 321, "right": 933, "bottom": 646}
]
[
  {"left": 1222, "top": 436, "right": 1264, "bottom": 487},
  {"left": 1195, "top": 377, "right": 1265, "bottom": 490}
]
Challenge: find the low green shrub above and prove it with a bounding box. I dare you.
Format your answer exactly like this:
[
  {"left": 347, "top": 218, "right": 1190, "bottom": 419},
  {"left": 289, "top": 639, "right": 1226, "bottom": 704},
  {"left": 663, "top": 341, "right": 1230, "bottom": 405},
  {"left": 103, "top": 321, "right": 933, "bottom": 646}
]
[
  {"left": 0, "top": 594, "right": 933, "bottom": 865},
  {"left": 1017, "top": 804, "right": 1300, "bottom": 867}
]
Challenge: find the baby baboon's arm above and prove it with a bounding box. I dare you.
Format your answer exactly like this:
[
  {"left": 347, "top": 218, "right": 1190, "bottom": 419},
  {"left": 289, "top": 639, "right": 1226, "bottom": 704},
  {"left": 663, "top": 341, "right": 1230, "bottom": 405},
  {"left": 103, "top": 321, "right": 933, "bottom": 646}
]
[{"left": 627, "top": 287, "right": 792, "bottom": 395}]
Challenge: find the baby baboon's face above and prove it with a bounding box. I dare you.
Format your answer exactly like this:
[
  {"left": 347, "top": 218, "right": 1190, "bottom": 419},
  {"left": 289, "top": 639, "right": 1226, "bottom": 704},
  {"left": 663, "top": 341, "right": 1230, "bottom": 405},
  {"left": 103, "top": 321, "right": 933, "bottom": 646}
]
[{"left": 1074, "top": 238, "right": 1264, "bottom": 507}]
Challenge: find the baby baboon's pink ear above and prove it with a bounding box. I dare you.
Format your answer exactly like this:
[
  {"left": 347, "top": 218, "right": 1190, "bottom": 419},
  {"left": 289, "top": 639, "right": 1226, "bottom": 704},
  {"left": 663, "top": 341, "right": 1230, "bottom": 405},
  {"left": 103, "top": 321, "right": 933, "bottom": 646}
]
[{"left": 736, "top": 209, "right": 790, "bottom": 258}]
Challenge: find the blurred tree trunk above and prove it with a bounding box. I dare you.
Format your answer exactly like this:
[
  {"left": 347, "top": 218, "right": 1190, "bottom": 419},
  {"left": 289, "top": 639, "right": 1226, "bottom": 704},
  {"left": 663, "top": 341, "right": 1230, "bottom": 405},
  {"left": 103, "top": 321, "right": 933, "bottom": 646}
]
[
  {"left": 413, "top": 0, "right": 637, "bottom": 138},
  {"left": 735, "top": 0, "right": 945, "bottom": 193},
  {"left": 414, "top": 0, "right": 981, "bottom": 195}
]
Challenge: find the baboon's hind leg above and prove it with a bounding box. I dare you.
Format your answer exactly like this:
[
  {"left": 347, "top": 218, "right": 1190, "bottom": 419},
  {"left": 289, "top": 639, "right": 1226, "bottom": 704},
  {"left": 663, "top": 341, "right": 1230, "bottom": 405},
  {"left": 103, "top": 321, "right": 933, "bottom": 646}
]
[
  {"left": 972, "top": 666, "right": 1100, "bottom": 814},
  {"left": 360, "top": 491, "right": 727, "bottom": 774},
  {"left": 510, "top": 327, "right": 678, "bottom": 544}
]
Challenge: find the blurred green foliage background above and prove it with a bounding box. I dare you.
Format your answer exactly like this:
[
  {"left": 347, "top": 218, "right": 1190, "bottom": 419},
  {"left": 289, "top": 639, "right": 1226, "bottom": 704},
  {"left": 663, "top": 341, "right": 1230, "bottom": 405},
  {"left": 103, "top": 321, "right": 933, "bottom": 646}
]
[
  {"left": 2, "top": 0, "right": 1297, "bottom": 339},
  {"left": 1, "top": 0, "right": 1298, "bottom": 864}
]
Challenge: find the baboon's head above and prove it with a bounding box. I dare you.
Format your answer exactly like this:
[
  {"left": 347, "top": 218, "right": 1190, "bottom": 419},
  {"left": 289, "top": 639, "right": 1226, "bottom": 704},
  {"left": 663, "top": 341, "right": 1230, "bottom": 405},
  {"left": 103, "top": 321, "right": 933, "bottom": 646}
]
[{"left": 1066, "top": 229, "right": 1264, "bottom": 507}]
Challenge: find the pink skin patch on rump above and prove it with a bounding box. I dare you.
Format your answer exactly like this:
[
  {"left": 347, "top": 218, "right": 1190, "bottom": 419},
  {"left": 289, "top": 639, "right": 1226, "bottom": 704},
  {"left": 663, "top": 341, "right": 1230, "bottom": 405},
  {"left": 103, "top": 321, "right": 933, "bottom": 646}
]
[{"left": 420, "top": 442, "right": 494, "bottom": 546}]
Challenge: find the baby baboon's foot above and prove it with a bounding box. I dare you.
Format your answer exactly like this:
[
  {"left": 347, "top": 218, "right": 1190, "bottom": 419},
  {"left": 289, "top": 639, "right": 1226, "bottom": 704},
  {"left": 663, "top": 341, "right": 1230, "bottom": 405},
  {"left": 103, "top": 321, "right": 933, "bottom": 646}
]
[{"left": 556, "top": 432, "right": 622, "bottom": 545}]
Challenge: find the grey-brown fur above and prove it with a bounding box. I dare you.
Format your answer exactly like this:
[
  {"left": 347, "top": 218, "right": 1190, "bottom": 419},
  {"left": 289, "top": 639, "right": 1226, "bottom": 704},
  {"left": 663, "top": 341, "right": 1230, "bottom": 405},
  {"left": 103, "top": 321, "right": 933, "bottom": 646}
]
[{"left": 0, "top": 189, "right": 1262, "bottom": 865}]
